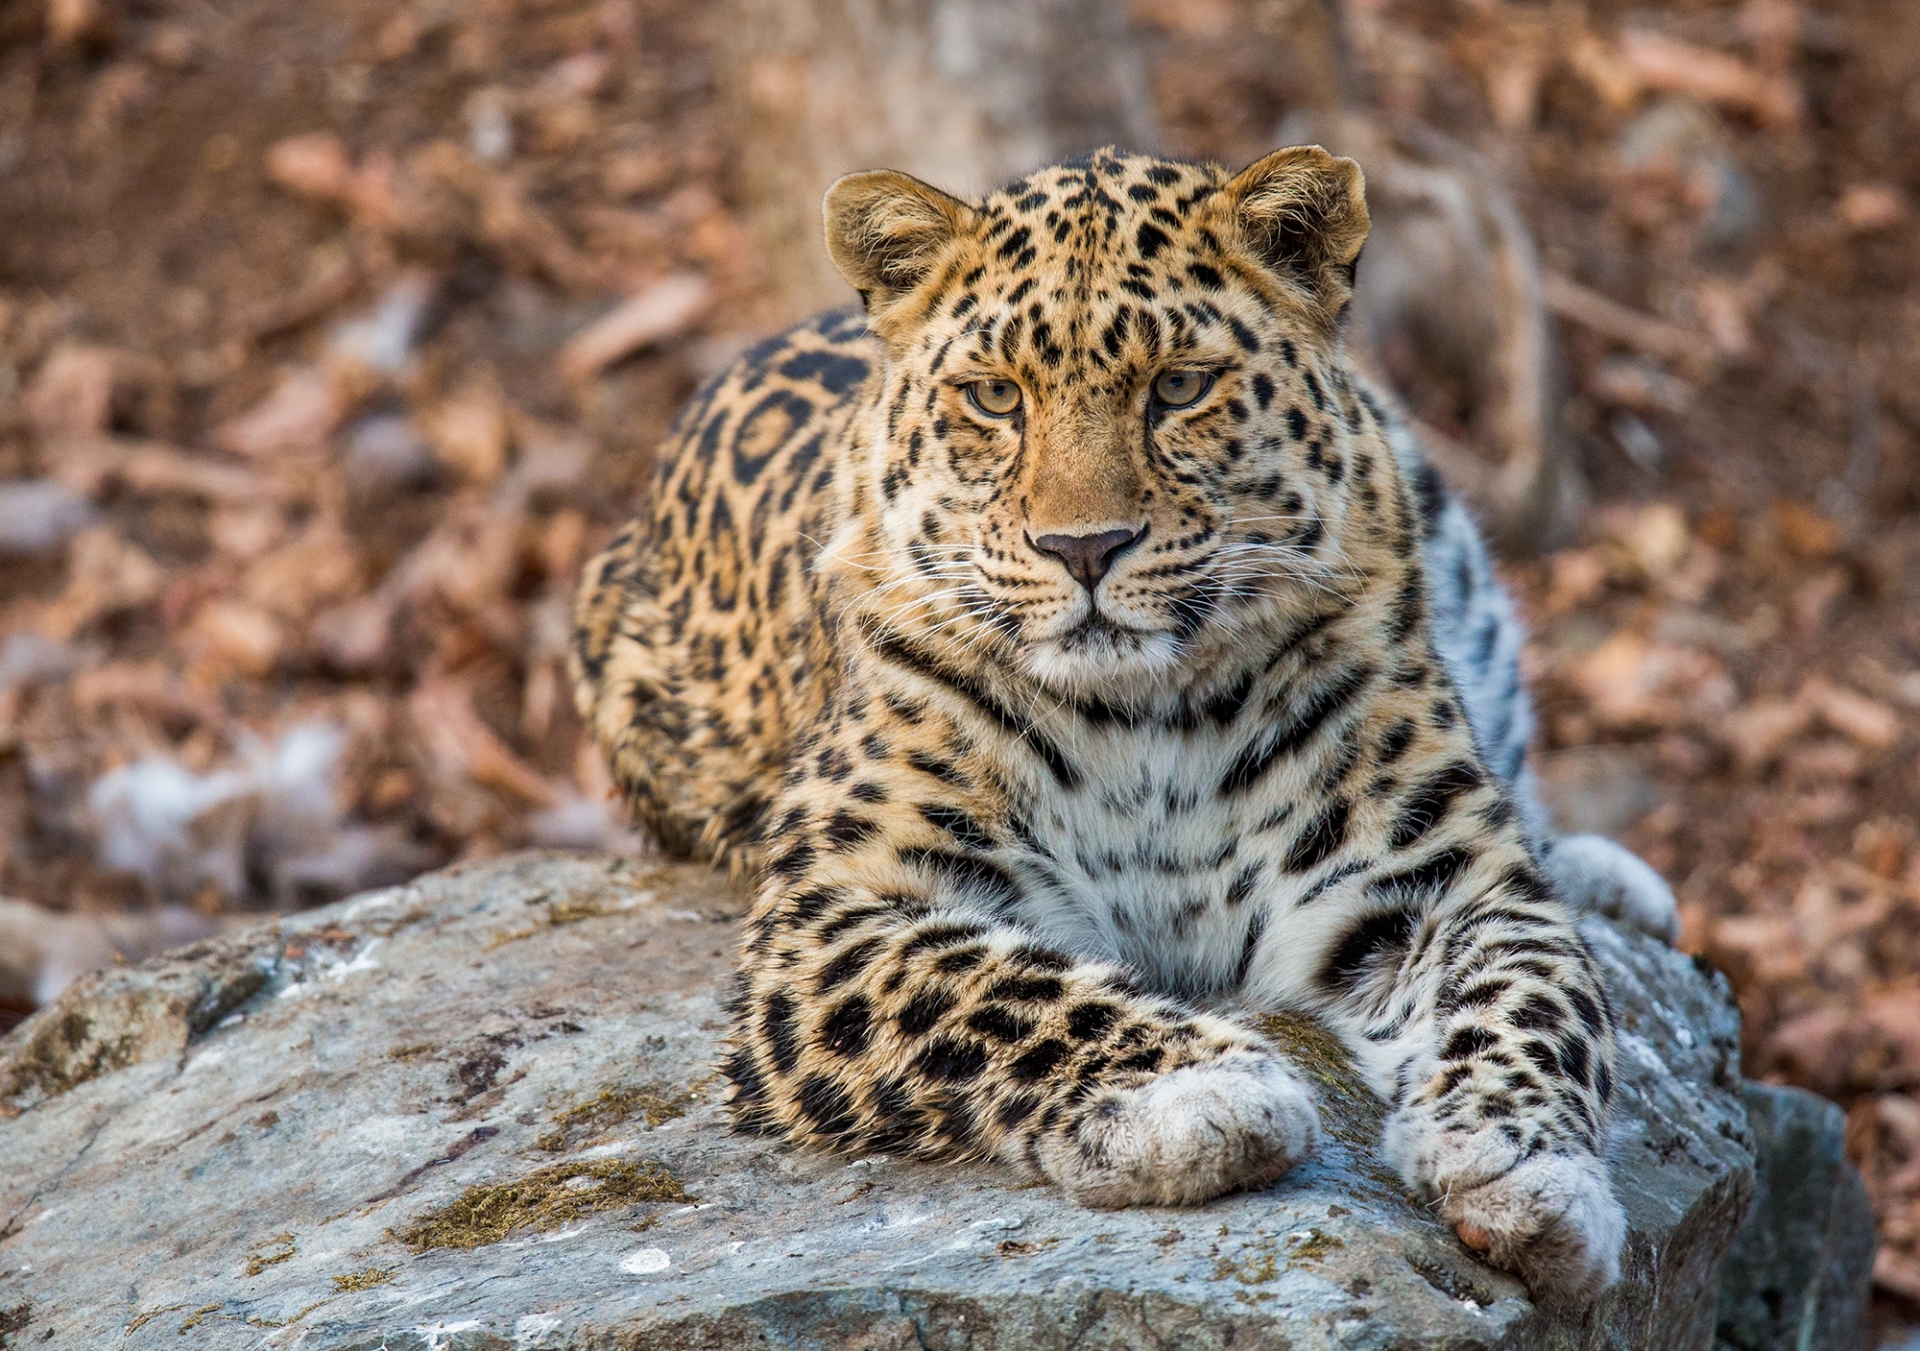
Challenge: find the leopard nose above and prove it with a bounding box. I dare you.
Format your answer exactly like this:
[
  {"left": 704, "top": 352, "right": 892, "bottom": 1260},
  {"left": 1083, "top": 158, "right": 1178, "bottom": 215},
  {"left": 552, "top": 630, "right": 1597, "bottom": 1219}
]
[{"left": 1031, "top": 526, "right": 1144, "bottom": 592}]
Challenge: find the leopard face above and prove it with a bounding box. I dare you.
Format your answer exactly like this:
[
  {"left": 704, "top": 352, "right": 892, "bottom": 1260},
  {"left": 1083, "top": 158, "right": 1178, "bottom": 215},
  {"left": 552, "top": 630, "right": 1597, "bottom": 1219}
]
[{"left": 825, "top": 149, "right": 1374, "bottom": 702}]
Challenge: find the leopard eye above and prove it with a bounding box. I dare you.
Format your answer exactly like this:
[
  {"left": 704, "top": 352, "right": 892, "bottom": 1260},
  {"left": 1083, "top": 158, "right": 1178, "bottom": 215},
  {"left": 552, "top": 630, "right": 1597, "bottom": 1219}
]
[
  {"left": 1152, "top": 369, "right": 1213, "bottom": 408},
  {"left": 966, "top": 379, "right": 1022, "bottom": 417}
]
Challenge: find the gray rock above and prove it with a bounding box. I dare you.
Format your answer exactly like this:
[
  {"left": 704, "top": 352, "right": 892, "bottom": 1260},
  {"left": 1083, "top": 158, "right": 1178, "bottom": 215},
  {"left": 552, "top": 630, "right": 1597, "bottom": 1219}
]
[
  {"left": 1716, "top": 1084, "right": 1874, "bottom": 1351},
  {"left": 0, "top": 479, "right": 92, "bottom": 558},
  {"left": 0, "top": 853, "right": 1843, "bottom": 1348}
]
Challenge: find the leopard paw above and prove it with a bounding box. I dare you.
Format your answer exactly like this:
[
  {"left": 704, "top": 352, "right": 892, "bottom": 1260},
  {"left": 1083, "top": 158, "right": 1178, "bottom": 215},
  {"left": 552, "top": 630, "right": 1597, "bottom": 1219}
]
[
  {"left": 1546, "top": 833, "right": 1679, "bottom": 944},
  {"left": 1040, "top": 1051, "right": 1320, "bottom": 1208},
  {"left": 1384, "top": 1110, "right": 1625, "bottom": 1305}
]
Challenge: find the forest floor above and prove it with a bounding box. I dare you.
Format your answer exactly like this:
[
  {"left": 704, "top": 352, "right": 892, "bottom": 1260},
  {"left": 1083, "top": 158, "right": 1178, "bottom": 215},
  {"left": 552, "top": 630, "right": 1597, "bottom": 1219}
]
[{"left": 0, "top": 0, "right": 1916, "bottom": 1332}]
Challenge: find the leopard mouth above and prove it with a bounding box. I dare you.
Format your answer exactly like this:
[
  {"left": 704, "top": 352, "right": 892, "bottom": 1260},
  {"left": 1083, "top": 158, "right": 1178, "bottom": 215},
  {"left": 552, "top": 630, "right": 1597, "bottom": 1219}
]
[{"left": 1057, "top": 610, "right": 1152, "bottom": 650}]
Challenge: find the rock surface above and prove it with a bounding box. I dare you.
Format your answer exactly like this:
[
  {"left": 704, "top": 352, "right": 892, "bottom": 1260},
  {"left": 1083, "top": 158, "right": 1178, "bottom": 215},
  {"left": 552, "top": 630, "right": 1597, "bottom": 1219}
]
[
  {"left": 0, "top": 852, "right": 1859, "bottom": 1349},
  {"left": 1715, "top": 1084, "right": 1875, "bottom": 1351}
]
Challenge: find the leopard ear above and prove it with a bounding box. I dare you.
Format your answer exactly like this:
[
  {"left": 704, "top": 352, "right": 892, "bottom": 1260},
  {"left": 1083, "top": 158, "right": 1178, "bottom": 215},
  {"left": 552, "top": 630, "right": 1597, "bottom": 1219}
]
[
  {"left": 1222, "top": 146, "right": 1370, "bottom": 327},
  {"left": 823, "top": 170, "right": 975, "bottom": 315}
]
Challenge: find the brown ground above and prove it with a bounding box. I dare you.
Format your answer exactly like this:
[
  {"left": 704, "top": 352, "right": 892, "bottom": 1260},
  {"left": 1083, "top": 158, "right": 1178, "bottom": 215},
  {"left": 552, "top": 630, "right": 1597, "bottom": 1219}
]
[{"left": 0, "top": 0, "right": 1915, "bottom": 1333}]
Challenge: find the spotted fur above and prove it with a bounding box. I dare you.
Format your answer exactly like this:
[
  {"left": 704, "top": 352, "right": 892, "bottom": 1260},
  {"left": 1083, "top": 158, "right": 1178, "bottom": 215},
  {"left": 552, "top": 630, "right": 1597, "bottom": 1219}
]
[{"left": 573, "top": 146, "right": 1664, "bottom": 1303}]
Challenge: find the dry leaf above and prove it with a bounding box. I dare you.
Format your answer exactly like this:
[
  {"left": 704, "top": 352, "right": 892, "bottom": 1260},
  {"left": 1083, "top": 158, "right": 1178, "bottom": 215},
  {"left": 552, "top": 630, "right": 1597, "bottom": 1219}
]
[
  {"left": 214, "top": 367, "right": 349, "bottom": 459},
  {"left": 424, "top": 372, "right": 511, "bottom": 484},
  {"left": 556, "top": 274, "right": 711, "bottom": 384},
  {"left": 23, "top": 344, "right": 118, "bottom": 439},
  {"left": 1802, "top": 677, "right": 1902, "bottom": 751}
]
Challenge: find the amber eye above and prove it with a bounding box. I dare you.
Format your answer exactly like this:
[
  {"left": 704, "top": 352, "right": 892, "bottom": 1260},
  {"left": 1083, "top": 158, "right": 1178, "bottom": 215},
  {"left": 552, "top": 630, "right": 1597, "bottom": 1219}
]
[
  {"left": 1152, "top": 369, "right": 1213, "bottom": 408},
  {"left": 966, "top": 379, "right": 1022, "bottom": 417}
]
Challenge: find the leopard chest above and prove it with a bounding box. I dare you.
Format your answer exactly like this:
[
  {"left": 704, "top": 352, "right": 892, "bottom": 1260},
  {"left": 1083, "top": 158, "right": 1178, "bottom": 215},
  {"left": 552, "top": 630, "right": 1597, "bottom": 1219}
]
[{"left": 1002, "top": 719, "right": 1312, "bottom": 999}]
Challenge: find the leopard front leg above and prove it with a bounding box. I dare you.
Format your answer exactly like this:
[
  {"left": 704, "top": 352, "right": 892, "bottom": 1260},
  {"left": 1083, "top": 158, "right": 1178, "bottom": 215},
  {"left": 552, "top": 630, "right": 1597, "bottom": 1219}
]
[
  {"left": 1276, "top": 849, "right": 1625, "bottom": 1305},
  {"left": 725, "top": 767, "right": 1320, "bottom": 1208}
]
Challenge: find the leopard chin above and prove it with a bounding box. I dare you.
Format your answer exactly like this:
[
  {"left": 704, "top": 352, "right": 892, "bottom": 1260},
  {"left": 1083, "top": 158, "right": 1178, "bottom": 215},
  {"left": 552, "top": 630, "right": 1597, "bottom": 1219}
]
[{"left": 1021, "top": 628, "right": 1184, "bottom": 697}]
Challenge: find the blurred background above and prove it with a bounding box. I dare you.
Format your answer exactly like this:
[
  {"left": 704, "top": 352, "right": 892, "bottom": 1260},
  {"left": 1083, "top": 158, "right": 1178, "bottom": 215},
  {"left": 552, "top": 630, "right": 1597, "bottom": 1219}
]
[{"left": 0, "top": 0, "right": 1916, "bottom": 1334}]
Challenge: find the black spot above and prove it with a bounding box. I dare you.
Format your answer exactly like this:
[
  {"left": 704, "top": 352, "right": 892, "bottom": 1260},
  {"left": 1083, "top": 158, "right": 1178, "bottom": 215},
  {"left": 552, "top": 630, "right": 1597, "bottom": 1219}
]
[
  {"left": 1011, "top": 946, "right": 1073, "bottom": 972},
  {"left": 917, "top": 803, "right": 996, "bottom": 851},
  {"left": 908, "top": 751, "right": 969, "bottom": 787},
  {"left": 1445, "top": 978, "right": 1511, "bottom": 1013},
  {"left": 1010, "top": 1038, "right": 1070, "bottom": 1082},
  {"left": 1567, "top": 987, "right": 1605, "bottom": 1033},
  {"left": 723, "top": 1046, "right": 766, "bottom": 1111},
  {"left": 821, "top": 996, "right": 873, "bottom": 1056},
  {"left": 777, "top": 349, "right": 871, "bottom": 395},
  {"left": 1442, "top": 1025, "right": 1498, "bottom": 1061},
  {"left": 767, "top": 840, "right": 816, "bottom": 879},
  {"left": 934, "top": 944, "right": 990, "bottom": 974},
  {"left": 1136, "top": 221, "right": 1171, "bottom": 259},
  {"left": 968, "top": 1005, "right": 1036, "bottom": 1043},
  {"left": 1411, "top": 460, "right": 1448, "bottom": 538},
  {"left": 1431, "top": 1064, "right": 1473, "bottom": 1100},
  {"left": 1388, "top": 763, "right": 1484, "bottom": 850},
  {"left": 1235, "top": 906, "right": 1268, "bottom": 984},
  {"left": 1521, "top": 1039, "right": 1561, "bottom": 1077},
  {"left": 898, "top": 988, "right": 956, "bottom": 1036},
  {"left": 1511, "top": 993, "right": 1565, "bottom": 1031},
  {"left": 1558, "top": 1036, "right": 1591, "bottom": 1086},
  {"left": 816, "top": 904, "right": 892, "bottom": 942},
  {"left": 730, "top": 389, "right": 813, "bottom": 485},
  {"left": 866, "top": 624, "right": 1083, "bottom": 788},
  {"left": 898, "top": 922, "right": 985, "bottom": 960},
  {"left": 817, "top": 937, "right": 884, "bottom": 992},
  {"left": 998, "top": 1092, "right": 1042, "bottom": 1128},
  {"left": 918, "top": 1037, "right": 991, "bottom": 1082},
  {"left": 1319, "top": 905, "right": 1420, "bottom": 995},
  {"left": 1283, "top": 800, "right": 1351, "bottom": 874},
  {"left": 900, "top": 846, "right": 1022, "bottom": 911},
  {"left": 796, "top": 1073, "right": 856, "bottom": 1134},
  {"left": 1066, "top": 1002, "right": 1120, "bottom": 1040},
  {"left": 987, "top": 973, "right": 1065, "bottom": 1003},
  {"left": 1220, "top": 665, "right": 1373, "bottom": 798},
  {"left": 786, "top": 886, "right": 844, "bottom": 924},
  {"left": 1251, "top": 373, "right": 1275, "bottom": 410},
  {"left": 1370, "top": 847, "right": 1474, "bottom": 906},
  {"left": 763, "top": 992, "right": 802, "bottom": 1074},
  {"left": 861, "top": 1075, "right": 923, "bottom": 1152},
  {"left": 825, "top": 810, "right": 880, "bottom": 850}
]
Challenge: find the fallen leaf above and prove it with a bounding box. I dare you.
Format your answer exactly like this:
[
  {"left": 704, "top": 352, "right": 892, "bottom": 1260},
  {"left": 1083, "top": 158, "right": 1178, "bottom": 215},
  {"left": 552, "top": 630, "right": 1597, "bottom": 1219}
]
[
  {"left": 556, "top": 274, "right": 711, "bottom": 384},
  {"left": 1877, "top": 1248, "right": 1920, "bottom": 1302},
  {"left": 1802, "top": 677, "right": 1902, "bottom": 751},
  {"left": 1837, "top": 183, "right": 1908, "bottom": 234},
  {"left": 266, "top": 131, "right": 356, "bottom": 203},
  {"left": 214, "top": 366, "right": 349, "bottom": 459},
  {"left": 186, "top": 600, "right": 284, "bottom": 679},
  {"left": 423, "top": 371, "right": 511, "bottom": 484},
  {"left": 1613, "top": 29, "right": 1802, "bottom": 128},
  {"left": 410, "top": 677, "right": 559, "bottom": 808},
  {"left": 23, "top": 343, "right": 118, "bottom": 439}
]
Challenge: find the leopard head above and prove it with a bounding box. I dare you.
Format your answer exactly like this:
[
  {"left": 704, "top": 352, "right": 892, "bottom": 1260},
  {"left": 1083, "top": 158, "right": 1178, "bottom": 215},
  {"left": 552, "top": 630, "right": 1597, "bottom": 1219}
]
[{"left": 823, "top": 146, "right": 1380, "bottom": 700}]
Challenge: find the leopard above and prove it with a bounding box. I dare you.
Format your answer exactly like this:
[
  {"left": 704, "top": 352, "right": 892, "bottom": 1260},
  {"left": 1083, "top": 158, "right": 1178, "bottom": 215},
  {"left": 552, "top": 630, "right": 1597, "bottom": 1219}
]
[{"left": 571, "top": 144, "right": 1679, "bottom": 1306}]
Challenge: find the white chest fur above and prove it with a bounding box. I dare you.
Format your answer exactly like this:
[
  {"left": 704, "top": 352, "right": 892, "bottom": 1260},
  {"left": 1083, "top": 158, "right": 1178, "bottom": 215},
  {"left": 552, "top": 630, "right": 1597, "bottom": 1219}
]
[{"left": 1003, "top": 718, "right": 1320, "bottom": 999}]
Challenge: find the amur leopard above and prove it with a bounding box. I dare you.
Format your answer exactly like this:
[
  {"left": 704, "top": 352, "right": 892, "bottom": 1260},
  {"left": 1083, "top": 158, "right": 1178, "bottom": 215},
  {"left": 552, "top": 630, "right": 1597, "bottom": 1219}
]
[{"left": 571, "top": 145, "right": 1678, "bottom": 1304}]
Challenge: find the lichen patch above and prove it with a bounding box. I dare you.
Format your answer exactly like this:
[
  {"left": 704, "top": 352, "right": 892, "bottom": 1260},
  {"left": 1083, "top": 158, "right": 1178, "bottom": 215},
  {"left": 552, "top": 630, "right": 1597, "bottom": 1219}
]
[{"left": 390, "top": 1159, "right": 693, "bottom": 1252}]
